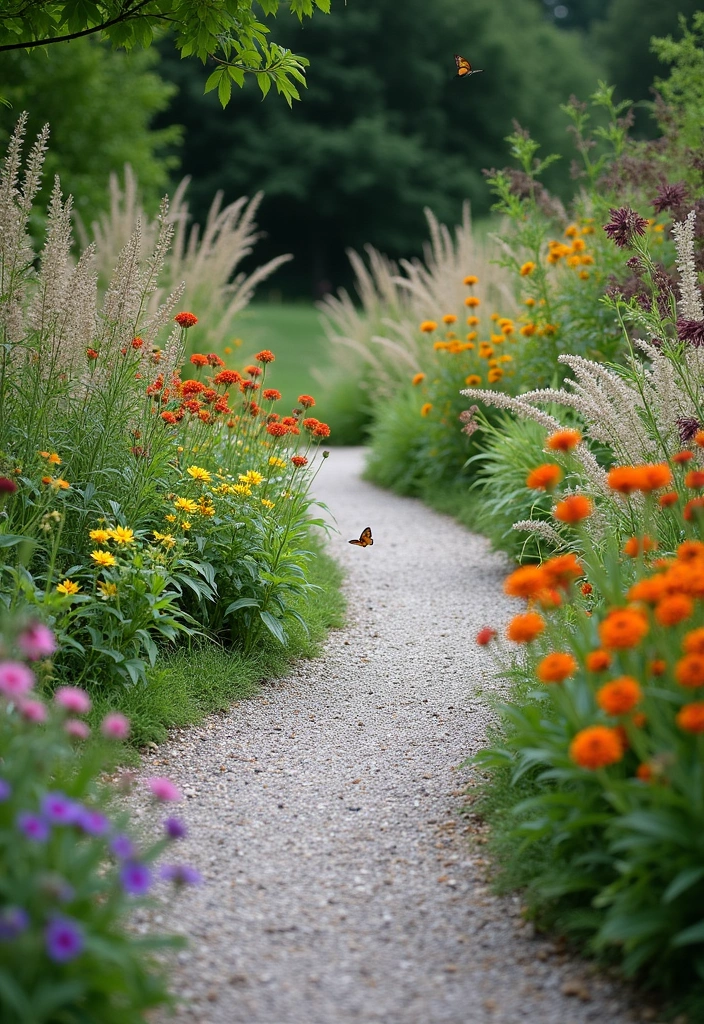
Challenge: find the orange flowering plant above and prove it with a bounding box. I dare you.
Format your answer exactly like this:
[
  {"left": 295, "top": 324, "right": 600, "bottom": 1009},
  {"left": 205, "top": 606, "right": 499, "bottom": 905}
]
[{"left": 473, "top": 496, "right": 704, "bottom": 999}]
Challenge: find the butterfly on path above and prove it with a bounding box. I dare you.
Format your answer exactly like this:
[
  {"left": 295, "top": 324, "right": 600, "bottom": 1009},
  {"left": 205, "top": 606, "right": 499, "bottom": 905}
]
[
  {"left": 454, "top": 54, "right": 483, "bottom": 78},
  {"left": 349, "top": 526, "right": 373, "bottom": 548}
]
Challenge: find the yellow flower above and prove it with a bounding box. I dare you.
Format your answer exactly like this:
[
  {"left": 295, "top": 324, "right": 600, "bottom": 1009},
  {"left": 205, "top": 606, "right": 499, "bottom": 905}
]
[
  {"left": 165, "top": 513, "right": 177, "bottom": 523},
  {"left": 465, "top": 375, "right": 481, "bottom": 386},
  {"left": 488, "top": 367, "right": 504, "bottom": 383},
  {"left": 50, "top": 478, "right": 70, "bottom": 490},
  {"left": 239, "top": 470, "right": 264, "bottom": 486},
  {"left": 180, "top": 520, "right": 192, "bottom": 530},
  {"left": 197, "top": 500, "right": 215, "bottom": 517},
  {"left": 488, "top": 358, "right": 499, "bottom": 368},
  {"left": 412, "top": 372, "right": 425, "bottom": 386},
  {"left": 56, "top": 579, "right": 81, "bottom": 595},
  {"left": 580, "top": 254, "right": 594, "bottom": 265},
  {"left": 520, "top": 262, "right": 535, "bottom": 276},
  {"left": 174, "top": 497, "right": 198, "bottom": 514},
  {"left": 524, "top": 297, "right": 536, "bottom": 307},
  {"left": 233, "top": 337, "right": 243, "bottom": 348},
  {"left": 232, "top": 484, "right": 252, "bottom": 497},
  {"left": 269, "top": 456, "right": 287, "bottom": 469},
  {"left": 224, "top": 346, "right": 232, "bottom": 355},
  {"left": 570, "top": 237, "right": 586, "bottom": 252},
  {"left": 91, "top": 549, "right": 116, "bottom": 567},
  {"left": 490, "top": 313, "right": 500, "bottom": 322},
  {"left": 463, "top": 274, "right": 479, "bottom": 286},
  {"left": 466, "top": 331, "right": 477, "bottom": 341},
  {"left": 186, "top": 465, "right": 212, "bottom": 484},
  {"left": 433, "top": 341, "right": 450, "bottom": 351},
  {"left": 261, "top": 498, "right": 275, "bottom": 509},
  {"left": 479, "top": 346, "right": 494, "bottom": 359},
  {"left": 464, "top": 296, "right": 480, "bottom": 308},
  {"left": 109, "top": 526, "right": 134, "bottom": 545},
  {"left": 466, "top": 315, "right": 480, "bottom": 326},
  {"left": 153, "top": 531, "right": 176, "bottom": 549},
  {"left": 442, "top": 313, "right": 457, "bottom": 324},
  {"left": 520, "top": 323, "right": 536, "bottom": 337},
  {"left": 97, "top": 581, "right": 118, "bottom": 599},
  {"left": 564, "top": 224, "right": 578, "bottom": 238},
  {"left": 39, "top": 451, "right": 62, "bottom": 464},
  {"left": 566, "top": 255, "right": 581, "bottom": 268},
  {"left": 89, "top": 528, "right": 111, "bottom": 544},
  {"left": 420, "top": 403, "right": 433, "bottom": 417},
  {"left": 499, "top": 354, "right": 513, "bottom": 363}
]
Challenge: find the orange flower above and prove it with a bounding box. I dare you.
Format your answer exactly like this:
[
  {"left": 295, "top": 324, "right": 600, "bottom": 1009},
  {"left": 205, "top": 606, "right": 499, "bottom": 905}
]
[
  {"left": 190, "top": 353, "right": 208, "bottom": 367},
  {"left": 685, "top": 469, "right": 704, "bottom": 489},
  {"left": 266, "top": 423, "right": 289, "bottom": 438},
  {"left": 476, "top": 627, "right": 497, "bottom": 645},
  {"left": 659, "top": 492, "right": 679, "bottom": 507},
  {"left": 537, "top": 652, "right": 577, "bottom": 683},
  {"left": 581, "top": 582, "right": 593, "bottom": 596},
  {"left": 678, "top": 540, "right": 704, "bottom": 561},
  {"left": 442, "top": 314, "right": 458, "bottom": 324},
  {"left": 675, "top": 654, "right": 704, "bottom": 688},
  {"left": 536, "top": 587, "right": 562, "bottom": 609},
  {"left": 506, "top": 612, "right": 545, "bottom": 643},
  {"left": 213, "top": 370, "right": 241, "bottom": 387},
  {"left": 684, "top": 627, "right": 704, "bottom": 654},
  {"left": 420, "top": 403, "right": 433, "bottom": 417},
  {"left": 628, "top": 576, "right": 666, "bottom": 603},
  {"left": 569, "top": 726, "right": 623, "bottom": 770},
  {"left": 526, "top": 464, "right": 563, "bottom": 491},
  {"left": 546, "top": 429, "right": 581, "bottom": 451},
  {"left": 313, "top": 421, "right": 331, "bottom": 438},
  {"left": 596, "top": 676, "right": 642, "bottom": 715},
  {"left": 520, "top": 262, "right": 536, "bottom": 276},
  {"left": 466, "top": 315, "right": 480, "bottom": 326},
  {"left": 684, "top": 497, "right": 704, "bottom": 520},
  {"left": 673, "top": 451, "right": 694, "bottom": 464},
  {"left": 639, "top": 464, "right": 673, "bottom": 492},
  {"left": 465, "top": 375, "right": 481, "bottom": 387},
  {"left": 695, "top": 430, "right": 704, "bottom": 447},
  {"left": 420, "top": 320, "right": 437, "bottom": 333},
  {"left": 488, "top": 368, "right": 503, "bottom": 384},
  {"left": 463, "top": 275, "right": 479, "bottom": 286},
  {"left": 174, "top": 312, "right": 198, "bottom": 328},
  {"left": 542, "top": 553, "right": 583, "bottom": 589},
  {"left": 599, "top": 608, "right": 649, "bottom": 649},
  {"left": 586, "top": 650, "right": 611, "bottom": 672},
  {"left": 636, "top": 763, "right": 653, "bottom": 782},
  {"left": 256, "top": 349, "right": 275, "bottom": 363},
  {"left": 263, "top": 388, "right": 281, "bottom": 401},
  {"left": 554, "top": 495, "right": 592, "bottom": 524},
  {"left": 504, "top": 565, "right": 546, "bottom": 599},
  {"left": 655, "top": 593, "right": 693, "bottom": 626},
  {"left": 412, "top": 373, "right": 425, "bottom": 386},
  {"left": 623, "top": 535, "right": 657, "bottom": 557},
  {"left": 649, "top": 659, "right": 667, "bottom": 676},
  {"left": 465, "top": 297, "right": 480, "bottom": 308},
  {"left": 632, "top": 711, "right": 647, "bottom": 728},
  {"left": 520, "top": 323, "right": 536, "bottom": 337},
  {"left": 607, "top": 466, "right": 641, "bottom": 494},
  {"left": 676, "top": 702, "right": 704, "bottom": 733}
]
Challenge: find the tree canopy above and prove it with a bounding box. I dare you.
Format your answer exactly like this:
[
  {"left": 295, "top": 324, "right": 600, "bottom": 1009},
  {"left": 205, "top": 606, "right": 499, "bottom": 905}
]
[{"left": 0, "top": 0, "right": 332, "bottom": 106}]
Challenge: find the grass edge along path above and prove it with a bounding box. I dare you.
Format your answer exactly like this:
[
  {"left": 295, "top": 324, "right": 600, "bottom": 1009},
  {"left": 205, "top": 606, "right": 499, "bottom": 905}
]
[{"left": 88, "top": 538, "right": 345, "bottom": 750}]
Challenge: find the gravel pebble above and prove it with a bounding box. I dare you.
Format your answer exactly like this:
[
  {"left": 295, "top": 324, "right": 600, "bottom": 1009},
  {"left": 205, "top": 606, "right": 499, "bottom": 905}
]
[{"left": 132, "top": 448, "right": 651, "bottom": 1024}]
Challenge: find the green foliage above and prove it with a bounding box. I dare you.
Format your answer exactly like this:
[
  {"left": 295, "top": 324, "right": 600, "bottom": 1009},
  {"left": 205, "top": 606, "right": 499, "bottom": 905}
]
[
  {"left": 0, "top": 0, "right": 331, "bottom": 107},
  {"left": 0, "top": 39, "right": 179, "bottom": 221},
  {"left": 0, "top": 613, "right": 178, "bottom": 1022},
  {"left": 652, "top": 12, "right": 704, "bottom": 163},
  {"left": 155, "top": 0, "right": 604, "bottom": 291},
  {"left": 364, "top": 388, "right": 432, "bottom": 496}
]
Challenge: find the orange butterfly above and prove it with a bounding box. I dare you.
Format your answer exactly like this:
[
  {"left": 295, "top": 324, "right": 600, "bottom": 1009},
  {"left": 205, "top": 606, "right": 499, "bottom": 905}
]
[
  {"left": 454, "top": 54, "right": 483, "bottom": 78},
  {"left": 349, "top": 526, "right": 373, "bottom": 548}
]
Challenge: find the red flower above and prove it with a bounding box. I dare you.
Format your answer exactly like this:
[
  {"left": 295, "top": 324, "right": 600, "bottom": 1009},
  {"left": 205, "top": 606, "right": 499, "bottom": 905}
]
[
  {"left": 181, "top": 399, "right": 202, "bottom": 414},
  {"left": 263, "top": 388, "right": 281, "bottom": 401},
  {"left": 161, "top": 411, "right": 177, "bottom": 425},
  {"left": 146, "top": 375, "right": 165, "bottom": 396},
  {"left": 685, "top": 469, "right": 704, "bottom": 489},
  {"left": 190, "top": 353, "right": 208, "bottom": 367},
  {"left": 256, "top": 350, "right": 275, "bottom": 363},
  {"left": 267, "top": 413, "right": 280, "bottom": 423},
  {"left": 175, "top": 312, "right": 198, "bottom": 328},
  {"left": 86, "top": 348, "right": 99, "bottom": 360},
  {"left": 266, "top": 423, "right": 289, "bottom": 437},
  {"left": 180, "top": 379, "right": 205, "bottom": 397},
  {"left": 241, "top": 380, "right": 260, "bottom": 392},
  {"left": 476, "top": 627, "right": 497, "bottom": 646},
  {"left": 298, "top": 394, "right": 316, "bottom": 408},
  {"left": 245, "top": 365, "right": 262, "bottom": 377},
  {"left": 0, "top": 477, "right": 17, "bottom": 494},
  {"left": 198, "top": 410, "right": 211, "bottom": 423},
  {"left": 248, "top": 402, "right": 260, "bottom": 416},
  {"left": 673, "top": 451, "right": 694, "bottom": 464},
  {"left": 302, "top": 417, "right": 319, "bottom": 431},
  {"left": 201, "top": 388, "right": 218, "bottom": 404},
  {"left": 684, "top": 497, "right": 704, "bottom": 521},
  {"left": 132, "top": 337, "right": 144, "bottom": 349},
  {"left": 313, "top": 422, "right": 331, "bottom": 438},
  {"left": 291, "top": 456, "right": 308, "bottom": 467},
  {"left": 207, "top": 353, "right": 224, "bottom": 368},
  {"left": 213, "top": 370, "right": 241, "bottom": 387},
  {"left": 214, "top": 399, "right": 231, "bottom": 414}
]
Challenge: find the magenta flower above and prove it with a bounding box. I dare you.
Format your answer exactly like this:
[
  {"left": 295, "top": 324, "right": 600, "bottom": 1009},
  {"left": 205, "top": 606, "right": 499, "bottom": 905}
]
[
  {"left": 120, "top": 861, "right": 152, "bottom": 896},
  {"left": 45, "top": 916, "right": 84, "bottom": 962},
  {"left": 110, "top": 834, "right": 135, "bottom": 860},
  {"left": 603, "top": 206, "right": 649, "bottom": 249},
  {"left": 0, "top": 477, "right": 17, "bottom": 495},
  {"left": 41, "top": 792, "right": 78, "bottom": 826},
  {"left": 0, "top": 661, "right": 35, "bottom": 698},
  {"left": 18, "top": 698, "right": 47, "bottom": 723},
  {"left": 0, "top": 906, "right": 29, "bottom": 940},
  {"left": 100, "top": 712, "right": 130, "bottom": 740},
  {"left": 55, "top": 686, "right": 91, "bottom": 714},
  {"left": 159, "top": 864, "right": 202, "bottom": 886},
  {"left": 17, "top": 812, "right": 50, "bottom": 842},
  {"left": 76, "top": 808, "right": 109, "bottom": 836},
  {"left": 17, "top": 623, "right": 57, "bottom": 661},
  {"left": 64, "top": 719, "right": 91, "bottom": 740},
  {"left": 147, "top": 776, "right": 182, "bottom": 802},
  {"left": 164, "top": 816, "right": 187, "bottom": 840},
  {"left": 0, "top": 779, "right": 10, "bottom": 801}
]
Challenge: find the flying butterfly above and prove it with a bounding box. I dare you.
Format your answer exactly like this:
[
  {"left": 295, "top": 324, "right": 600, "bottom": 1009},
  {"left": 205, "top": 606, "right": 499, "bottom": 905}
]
[
  {"left": 454, "top": 54, "right": 483, "bottom": 78},
  {"left": 349, "top": 527, "right": 373, "bottom": 548}
]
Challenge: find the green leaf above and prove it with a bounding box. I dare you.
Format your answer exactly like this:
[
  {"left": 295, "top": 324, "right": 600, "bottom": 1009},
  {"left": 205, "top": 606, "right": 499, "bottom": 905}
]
[
  {"left": 225, "top": 597, "right": 260, "bottom": 616},
  {"left": 672, "top": 919, "right": 704, "bottom": 948},
  {"left": 663, "top": 866, "right": 704, "bottom": 904},
  {"left": 260, "top": 609, "right": 286, "bottom": 644}
]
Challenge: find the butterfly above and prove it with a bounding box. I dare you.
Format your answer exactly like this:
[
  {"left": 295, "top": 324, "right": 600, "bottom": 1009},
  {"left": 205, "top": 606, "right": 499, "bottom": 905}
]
[
  {"left": 349, "top": 526, "right": 373, "bottom": 548},
  {"left": 454, "top": 54, "right": 483, "bottom": 78}
]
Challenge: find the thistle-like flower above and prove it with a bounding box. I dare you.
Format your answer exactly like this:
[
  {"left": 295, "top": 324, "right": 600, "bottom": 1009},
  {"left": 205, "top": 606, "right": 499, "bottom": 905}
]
[{"left": 603, "top": 207, "right": 649, "bottom": 249}]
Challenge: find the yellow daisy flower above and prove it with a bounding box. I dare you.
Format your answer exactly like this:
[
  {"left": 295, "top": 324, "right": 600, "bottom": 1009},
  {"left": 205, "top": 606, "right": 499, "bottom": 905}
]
[
  {"left": 91, "top": 550, "right": 116, "bottom": 567},
  {"left": 109, "top": 526, "right": 134, "bottom": 545},
  {"left": 174, "top": 497, "right": 198, "bottom": 514},
  {"left": 89, "top": 528, "right": 111, "bottom": 544},
  {"left": 56, "top": 579, "right": 81, "bottom": 595},
  {"left": 186, "top": 465, "right": 212, "bottom": 484}
]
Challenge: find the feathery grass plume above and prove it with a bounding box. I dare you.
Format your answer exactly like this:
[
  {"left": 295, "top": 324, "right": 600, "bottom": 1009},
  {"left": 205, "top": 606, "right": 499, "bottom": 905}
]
[{"left": 672, "top": 209, "right": 704, "bottom": 322}]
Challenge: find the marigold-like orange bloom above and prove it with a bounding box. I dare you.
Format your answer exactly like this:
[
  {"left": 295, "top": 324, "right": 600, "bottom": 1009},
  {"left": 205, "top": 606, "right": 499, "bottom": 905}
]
[
  {"left": 659, "top": 491, "right": 679, "bottom": 508},
  {"left": 506, "top": 612, "right": 545, "bottom": 643},
  {"left": 488, "top": 368, "right": 503, "bottom": 384},
  {"left": 200, "top": 388, "right": 218, "bottom": 404},
  {"left": 161, "top": 411, "right": 177, "bottom": 424},
  {"left": 465, "top": 375, "right": 481, "bottom": 387},
  {"left": 313, "top": 421, "right": 331, "bottom": 438},
  {"left": 683, "top": 627, "right": 704, "bottom": 654},
  {"left": 520, "top": 262, "right": 536, "bottom": 276},
  {"left": 623, "top": 535, "right": 657, "bottom": 557},
  {"left": 466, "top": 315, "right": 480, "bottom": 326},
  {"left": 546, "top": 429, "right": 581, "bottom": 451},
  {"left": 685, "top": 469, "right": 704, "bottom": 489},
  {"left": 442, "top": 314, "right": 458, "bottom": 324},
  {"left": 464, "top": 297, "right": 480, "bottom": 309},
  {"left": 420, "top": 403, "right": 433, "bottom": 417},
  {"left": 673, "top": 450, "right": 694, "bottom": 465},
  {"left": 504, "top": 565, "right": 546, "bottom": 599},
  {"left": 541, "top": 553, "right": 583, "bottom": 589},
  {"left": 586, "top": 649, "right": 611, "bottom": 672},
  {"left": 684, "top": 497, "right": 704, "bottom": 521},
  {"left": 676, "top": 702, "right": 704, "bottom": 733},
  {"left": 266, "top": 423, "right": 289, "bottom": 438},
  {"left": 291, "top": 456, "right": 308, "bottom": 468},
  {"left": 675, "top": 653, "right": 704, "bottom": 688},
  {"left": 412, "top": 372, "right": 425, "bottom": 386},
  {"left": 636, "top": 763, "right": 653, "bottom": 782},
  {"left": 525, "top": 464, "right": 562, "bottom": 491},
  {"left": 302, "top": 417, "right": 319, "bottom": 431},
  {"left": 256, "top": 349, "right": 275, "bottom": 363},
  {"left": 678, "top": 540, "right": 704, "bottom": 562},
  {"left": 607, "top": 466, "right": 641, "bottom": 494},
  {"left": 656, "top": 593, "right": 694, "bottom": 627},
  {"left": 181, "top": 379, "right": 205, "bottom": 397},
  {"left": 86, "top": 348, "right": 99, "bottom": 359},
  {"left": 554, "top": 494, "right": 592, "bottom": 524},
  {"left": 420, "top": 320, "right": 437, "bottom": 333},
  {"left": 463, "top": 275, "right": 479, "bottom": 286},
  {"left": 175, "top": 312, "right": 198, "bottom": 328},
  {"left": 298, "top": 394, "right": 315, "bottom": 408},
  {"left": 597, "top": 676, "right": 642, "bottom": 715},
  {"left": 181, "top": 399, "right": 201, "bottom": 414},
  {"left": 570, "top": 726, "right": 623, "bottom": 769},
  {"left": 132, "top": 336, "right": 144, "bottom": 350},
  {"left": 520, "top": 323, "right": 536, "bottom": 337},
  {"left": 207, "top": 353, "right": 225, "bottom": 368},
  {"left": 628, "top": 577, "right": 666, "bottom": 603},
  {"left": 649, "top": 659, "right": 667, "bottom": 676},
  {"left": 476, "top": 627, "right": 497, "bottom": 645},
  {"left": 696, "top": 430, "right": 704, "bottom": 447},
  {"left": 263, "top": 388, "right": 281, "bottom": 401},
  {"left": 211, "top": 370, "right": 239, "bottom": 388},
  {"left": 241, "top": 380, "right": 260, "bottom": 393},
  {"left": 581, "top": 582, "right": 593, "bottom": 596},
  {"left": 599, "top": 607, "right": 649, "bottom": 649},
  {"left": 639, "top": 463, "right": 673, "bottom": 492},
  {"left": 537, "top": 652, "right": 577, "bottom": 683},
  {"left": 190, "top": 353, "right": 208, "bottom": 367}
]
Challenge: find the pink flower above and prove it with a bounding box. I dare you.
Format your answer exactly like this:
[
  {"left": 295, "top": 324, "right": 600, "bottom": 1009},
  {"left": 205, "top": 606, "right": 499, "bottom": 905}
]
[
  {"left": 17, "top": 623, "right": 57, "bottom": 661},
  {"left": 65, "top": 719, "right": 91, "bottom": 740},
  {"left": 100, "top": 713, "right": 130, "bottom": 740},
  {"left": 147, "top": 777, "right": 182, "bottom": 802},
  {"left": 0, "top": 661, "right": 35, "bottom": 697},
  {"left": 55, "top": 686, "right": 91, "bottom": 715},
  {"left": 18, "top": 698, "right": 47, "bottom": 723}
]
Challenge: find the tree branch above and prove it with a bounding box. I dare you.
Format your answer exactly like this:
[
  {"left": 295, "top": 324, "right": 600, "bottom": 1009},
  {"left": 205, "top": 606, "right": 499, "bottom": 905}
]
[{"left": 0, "top": 0, "right": 159, "bottom": 52}]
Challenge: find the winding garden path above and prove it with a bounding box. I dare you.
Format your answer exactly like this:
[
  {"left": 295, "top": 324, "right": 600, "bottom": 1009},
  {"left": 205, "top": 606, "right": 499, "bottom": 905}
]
[{"left": 140, "top": 448, "right": 642, "bottom": 1024}]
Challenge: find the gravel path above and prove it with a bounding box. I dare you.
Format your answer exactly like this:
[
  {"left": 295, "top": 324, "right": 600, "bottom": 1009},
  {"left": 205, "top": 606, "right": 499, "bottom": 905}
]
[{"left": 136, "top": 447, "right": 645, "bottom": 1024}]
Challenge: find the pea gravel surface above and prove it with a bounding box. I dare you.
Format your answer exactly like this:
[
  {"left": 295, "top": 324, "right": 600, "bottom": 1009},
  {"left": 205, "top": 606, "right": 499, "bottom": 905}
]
[{"left": 136, "top": 447, "right": 647, "bottom": 1024}]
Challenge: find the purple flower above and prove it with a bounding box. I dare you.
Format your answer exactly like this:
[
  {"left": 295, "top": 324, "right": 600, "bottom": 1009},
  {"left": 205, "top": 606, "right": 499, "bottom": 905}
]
[
  {"left": 120, "top": 861, "right": 152, "bottom": 896},
  {"left": 41, "top": 792, "right": 78, "bottom": 826},
  {"left": 54, "top": 686, "right": 91, "bottom": 714},
  {"left": 603, "top": 207, "right": 649, "bottom": 249},
  {"left": 652, "top": 180, "right": 687, "bottom": 214},
  {"left": 677, "top": 416, "right": 702, "bottom": 444},
  {"left": 147, "top": 776, "right": 182, "bottom": 802},
  {"left": 164, "top": 816, "right": 187, "bottom": 840},
  {"left": 677, "top": 319, "right": 704, "bottom": 347},
  {"left": 110, "top": 834, "right": 135, "bottom": 860},
  {"left": 17, "top": 623, "right": 57, "bottom": 661},
  {"left": 0, "top": 779, "right": 10, "bottom": 801},
  {"left": 0, "top": 906, "right": 29, "bottom": 940},
  {"left": 0, "top": 661, "right": 35, "bottom": 698},
  {"left": 76, "top": 808, "right": 110, "bottom": 836},
  {"left": 160, "top": 864, "right": 202, "bottom": 887},
  {"left": 45, "top": 916, "right": 84, "bottom": 962},
  {"left": 17, "top": 811, "right": 50, "bottom": 842}
]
